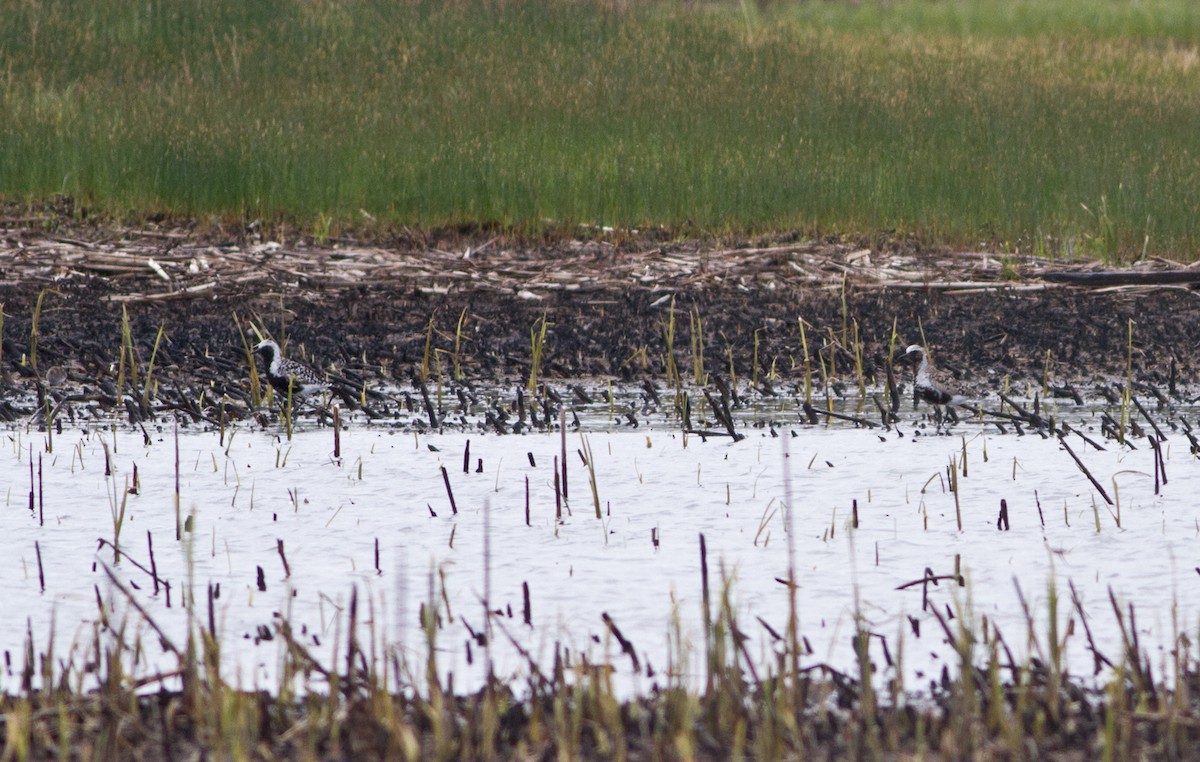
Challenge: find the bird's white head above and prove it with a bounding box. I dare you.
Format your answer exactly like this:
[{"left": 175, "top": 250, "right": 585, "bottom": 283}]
[{"left": 903, "top": 344, "right": 925, "bottom": 357}]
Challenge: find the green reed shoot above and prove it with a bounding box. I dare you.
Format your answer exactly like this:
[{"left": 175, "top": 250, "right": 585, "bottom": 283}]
[
  {"left": 233, "top": 315, "right": 261, "bottom": 408},
  {"left": 433, "top": 348, "right": 445, "bottom": 409},
  {"left": 950, "top": 455, "right": 962, "bottom": 531},
  {"left": 117, "top": 305, "right": 139, "bottom": 397},
  {"left": 103, "top": 442, "right": 128, "bottom": 563},
  {"left": 30, "top": 289, "right": 50, "bottom": 376},
  {"left": 140, "top": 323, "right": 166, "bottom": 411},
  {"left": 751, "top": 328, "right": 761, "bottom": 389},
  {"left": 887, "top": 315, "right": 898, "bottom": 389},
  {"left": 726, "top": 345, "right": 737, "bottom": 394},
  {"left": 453, "top": 306, "right": 468, "bottom": 382},
  {"left": 840, "top": 273, "right": 849, "bottom": 347},
  {"left": 852, "top": 319, "right": 865, "bottom": 409},
  {"left": 817, "top": 351, "right": 831, "bottom": 419},
  {"left": 798, "top": 317, "right": 812, "bottom": 405},
  {"left": 420, "top": 311, "right": 436, "bottom": 385},
  {"left": 1120, "top": 319, "right": 1133, "bottom": 445},
  {"left": 580, "top": 434, "right": 602, "bottom": 519},
  {"left": 284, "top": 380, "right": 294, "bottom": 441},
  {"left": 825, "top": 327, "right": 838, "bottom": 377},
  {"left": 662, "top": 296, "right": 680, "bottom": 390},
  {"left": 689, "top": 308, "right": 706, "bottom": 385},
  {"left": 527, "top": 314, "right": 551, "bottom": 395}
]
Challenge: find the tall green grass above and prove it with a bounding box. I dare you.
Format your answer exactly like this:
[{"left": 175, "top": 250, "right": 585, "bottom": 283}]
[{"left": 4, "top": 0, "right": 1200, "bottom": 258}]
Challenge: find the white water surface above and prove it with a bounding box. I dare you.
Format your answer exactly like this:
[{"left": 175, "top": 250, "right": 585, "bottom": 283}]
[{"left": 0, "top": 415, "right": 1194, "bottom": 697}]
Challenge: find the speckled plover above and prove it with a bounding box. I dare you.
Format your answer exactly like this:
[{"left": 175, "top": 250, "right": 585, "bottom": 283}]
[
  {"left": 254, "top": 340, "right": 327, "bottom": 400},
  {"left": 902, "top": 344, "right": 970, "bottom": 412}
]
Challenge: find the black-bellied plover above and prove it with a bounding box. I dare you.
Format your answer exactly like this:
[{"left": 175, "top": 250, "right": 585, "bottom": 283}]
[
  {"left": 254, "top": 340, "right": 327, "bottom": 400},
  {"left": 902, "top": 344, "right": 970, "bottom": 411}
]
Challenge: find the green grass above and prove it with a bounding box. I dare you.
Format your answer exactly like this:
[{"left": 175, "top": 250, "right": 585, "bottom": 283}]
[{"left": 4, "top": 0, "right": 1200, "bottom": 258}]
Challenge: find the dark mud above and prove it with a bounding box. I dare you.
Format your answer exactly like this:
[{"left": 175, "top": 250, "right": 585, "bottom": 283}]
[{"left": 1, "top": 221, "right": 1197, "bottom": 427}]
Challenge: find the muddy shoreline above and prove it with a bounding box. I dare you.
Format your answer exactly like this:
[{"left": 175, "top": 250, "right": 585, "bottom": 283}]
[{"left": 2, "top": 218, "right": 1198, "bottom": 424}]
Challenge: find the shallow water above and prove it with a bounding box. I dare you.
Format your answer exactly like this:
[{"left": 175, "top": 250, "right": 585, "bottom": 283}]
[{"left": 1, "top": 401, "right": 1194, "bottom": 698}]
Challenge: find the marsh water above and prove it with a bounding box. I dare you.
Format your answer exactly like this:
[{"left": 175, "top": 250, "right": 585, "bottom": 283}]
[{"left": 0, "top": 383, "right": 1194, "bottom": 700}]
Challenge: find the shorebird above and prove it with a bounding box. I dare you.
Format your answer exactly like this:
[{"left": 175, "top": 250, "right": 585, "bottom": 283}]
[
  {"left": 254, "top": 340, "right": 328, "bottom": 401},
  {"left": 902, "top": 344, "right": 970, "bottom": 412}
]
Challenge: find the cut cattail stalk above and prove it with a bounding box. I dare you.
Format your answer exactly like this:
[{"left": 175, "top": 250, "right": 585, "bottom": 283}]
[
  {"left": 553, "top": 459, "right": 562, "bottom": 520},
  {"left": 440, "top": 466, "right": 458, "bottom": 515},
  {"left": 560, "top": 409, "right": 568, "bottom": 500},
  {"left": 148, "top": 531, "right": 159, "bottom": 595},
  {"left": 1058, "top": 435, "right": 1114, "bottom": 505},
  {"left": 522, "top": 581, "right": 531, "bottom": 626},
  {"left": 333, "top": 405, "right": 341, "bottom": 460},
  {"left": 277, "top": 538, "right": 291, "bottom": 578},
  {"left": 35, "top": 541, "right": 44, "bottom": 593}
]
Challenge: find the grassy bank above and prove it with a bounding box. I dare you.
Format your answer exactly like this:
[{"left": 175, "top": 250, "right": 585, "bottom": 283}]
[{"left": 3, "top": 0, "right": 1200, "bottom": 258}]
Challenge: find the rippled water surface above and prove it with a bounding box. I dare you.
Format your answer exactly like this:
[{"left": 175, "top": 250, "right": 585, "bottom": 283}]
[{"left": 1, "top": 399, "right": 1193, "bottom": 697}]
